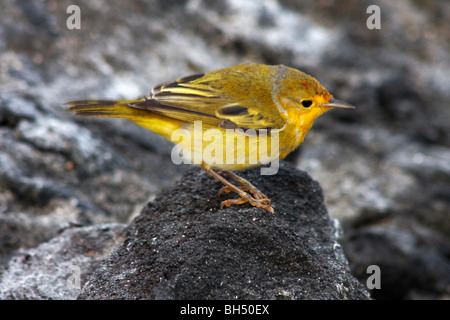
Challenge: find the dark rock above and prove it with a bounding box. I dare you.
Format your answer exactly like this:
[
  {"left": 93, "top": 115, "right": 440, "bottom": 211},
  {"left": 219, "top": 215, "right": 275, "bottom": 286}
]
[
  {"left": 342, "top": 224, "right": 450, "bottom": 300},
  {"left": 79, "top": 162, "right": 370, "bottom": 300}
]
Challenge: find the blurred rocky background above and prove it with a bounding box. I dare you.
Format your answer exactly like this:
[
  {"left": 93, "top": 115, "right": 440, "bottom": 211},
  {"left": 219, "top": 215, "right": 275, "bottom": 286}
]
[{"left": 0, "top": 0, "right": 449, "bottom": 299}]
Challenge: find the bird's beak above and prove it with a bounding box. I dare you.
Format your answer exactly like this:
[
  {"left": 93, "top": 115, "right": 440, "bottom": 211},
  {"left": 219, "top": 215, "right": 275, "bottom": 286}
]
[{"left": 321, "top": 97, "right": 355, "bottom": 109}]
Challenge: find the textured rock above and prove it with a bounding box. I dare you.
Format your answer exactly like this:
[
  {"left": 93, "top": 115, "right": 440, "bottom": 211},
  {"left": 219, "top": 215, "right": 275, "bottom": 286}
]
[
  {"left": 0, "top": 223, "right": 125, "bottom": 299},
  {"left": 342, "top": 223, "right": 450, "bottom": 299},
  {"left": 79, "top": 163, "right": 370, "bottom": 300}
]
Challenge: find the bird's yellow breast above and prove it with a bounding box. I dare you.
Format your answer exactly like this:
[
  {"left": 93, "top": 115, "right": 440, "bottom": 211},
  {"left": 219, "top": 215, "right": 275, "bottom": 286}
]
[{"left": 171, "top": 122, "right": 283, "bottom": 171}]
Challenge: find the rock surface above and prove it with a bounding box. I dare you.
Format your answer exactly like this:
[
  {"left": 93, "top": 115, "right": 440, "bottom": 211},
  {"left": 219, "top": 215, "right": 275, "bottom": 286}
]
[
  {"left": 0, "top": 223, "right": 125, "bottom": 299},
  {"left": 0, "top": 0, "right": 449, "bottom": 299},
  {"left": 79, "top": 163, "right": 369, "bottom": 300}
]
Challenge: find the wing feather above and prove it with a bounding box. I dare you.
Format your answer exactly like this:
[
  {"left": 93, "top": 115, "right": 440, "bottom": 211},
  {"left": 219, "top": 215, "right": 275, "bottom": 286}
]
[{"left": 129, "top": 68, "right": 286, "bottom": 130}]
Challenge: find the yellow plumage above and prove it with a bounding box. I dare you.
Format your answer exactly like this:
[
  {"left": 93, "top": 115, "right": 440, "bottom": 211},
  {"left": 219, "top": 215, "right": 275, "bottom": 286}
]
[{"left": 66, "top": 63, "right": 354, "bottom": 213}]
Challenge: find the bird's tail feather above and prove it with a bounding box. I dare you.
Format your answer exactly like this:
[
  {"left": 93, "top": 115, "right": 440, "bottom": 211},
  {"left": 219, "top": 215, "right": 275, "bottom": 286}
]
[
  {"left": 65, "top": 99, "right": 144, "bottom": 119},
  {"left": 65, "top": 99, "right": 183, "bottom": 139}
]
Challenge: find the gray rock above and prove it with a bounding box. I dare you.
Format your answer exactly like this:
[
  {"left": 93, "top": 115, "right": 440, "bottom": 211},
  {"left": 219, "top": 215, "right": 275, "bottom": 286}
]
[
  {"left": 79, "top": 163, "right": 370, "bottom": 300},
  {"left": 0, "top": 223, "right": 125, "bottom": 300}
]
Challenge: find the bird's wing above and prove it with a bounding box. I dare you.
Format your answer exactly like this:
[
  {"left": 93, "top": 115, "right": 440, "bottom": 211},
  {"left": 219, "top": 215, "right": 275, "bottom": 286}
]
[{"left": 128, "top": 72, "right": 285, "bottom": 130}]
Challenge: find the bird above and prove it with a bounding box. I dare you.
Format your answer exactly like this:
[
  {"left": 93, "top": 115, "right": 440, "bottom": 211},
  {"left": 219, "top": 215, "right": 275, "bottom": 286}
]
[{"left": 66, "top": 63, "right": 355, "bottom": 213}]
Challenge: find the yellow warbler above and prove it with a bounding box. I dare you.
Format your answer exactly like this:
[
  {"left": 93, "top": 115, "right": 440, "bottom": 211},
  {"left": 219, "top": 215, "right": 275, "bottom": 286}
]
[{"left": 66, "top": 63, "right": 354, "bottom": 213}]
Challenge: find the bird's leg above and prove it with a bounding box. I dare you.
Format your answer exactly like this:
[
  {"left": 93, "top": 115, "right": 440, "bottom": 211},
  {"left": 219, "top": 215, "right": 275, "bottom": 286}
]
[
  {"left": 221, "top": 171, "right": 271, "bottom": 205},
  {"left": 202, "top": 167, "right": 274, "bottom": 214}
]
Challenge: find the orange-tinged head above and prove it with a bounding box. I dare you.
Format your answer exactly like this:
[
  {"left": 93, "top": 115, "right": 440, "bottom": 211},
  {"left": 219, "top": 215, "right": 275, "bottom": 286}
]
[{"left": 276, "top": 66, "right": 355, "bottom": 131}]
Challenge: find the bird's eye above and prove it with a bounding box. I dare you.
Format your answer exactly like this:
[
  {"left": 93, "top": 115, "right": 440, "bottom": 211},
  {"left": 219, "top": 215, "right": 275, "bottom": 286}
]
[{"left": 301, "top": 100, "right": 312, "bottom": 108}]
